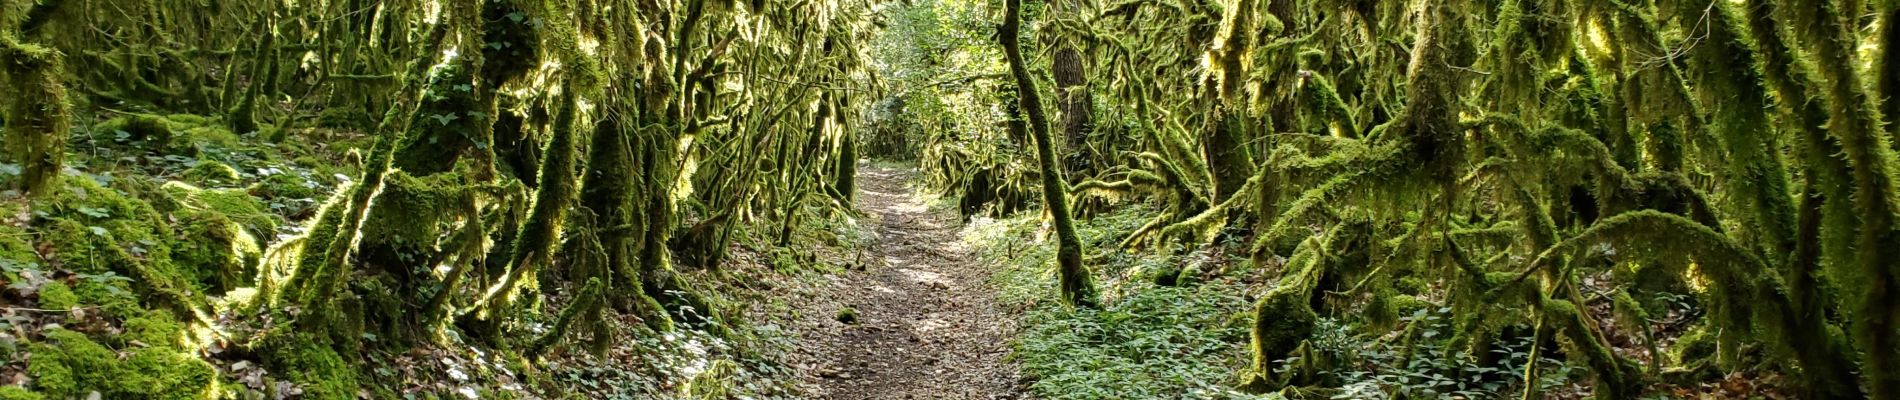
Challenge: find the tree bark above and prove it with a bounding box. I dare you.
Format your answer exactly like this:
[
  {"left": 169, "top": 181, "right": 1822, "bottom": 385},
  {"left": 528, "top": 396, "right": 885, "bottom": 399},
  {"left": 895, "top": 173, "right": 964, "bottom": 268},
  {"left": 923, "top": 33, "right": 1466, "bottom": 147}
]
[{"left": 1001, "top": 0, "right": 1099, "bottom": 308}]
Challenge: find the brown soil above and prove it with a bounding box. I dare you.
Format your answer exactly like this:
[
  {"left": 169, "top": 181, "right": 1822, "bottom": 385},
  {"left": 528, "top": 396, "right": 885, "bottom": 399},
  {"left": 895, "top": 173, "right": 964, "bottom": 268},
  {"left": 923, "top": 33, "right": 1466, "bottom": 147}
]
[{"left": 790, "top": 164, "right": 1026, "bottom": 399}]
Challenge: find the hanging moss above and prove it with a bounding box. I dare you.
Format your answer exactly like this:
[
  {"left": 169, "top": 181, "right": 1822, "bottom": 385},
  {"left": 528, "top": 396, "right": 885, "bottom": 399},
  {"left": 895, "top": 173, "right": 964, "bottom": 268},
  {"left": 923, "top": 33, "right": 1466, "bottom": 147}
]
[{"left": 577, "top": 113, "right": 673, "bottom": 331}]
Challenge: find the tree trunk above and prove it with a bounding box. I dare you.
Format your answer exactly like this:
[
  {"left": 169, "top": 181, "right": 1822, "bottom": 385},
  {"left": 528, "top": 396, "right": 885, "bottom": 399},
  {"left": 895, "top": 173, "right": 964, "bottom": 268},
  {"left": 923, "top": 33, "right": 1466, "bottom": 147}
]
[
  {"left": 1050, "top": 0, "right": 1094, "bottom": 176},
  {"left": 0, "top": 32, "right": 70, "bottom": 197},
  {"left": 1001, "top": 0, "right": 1099, "bottom": 308}
]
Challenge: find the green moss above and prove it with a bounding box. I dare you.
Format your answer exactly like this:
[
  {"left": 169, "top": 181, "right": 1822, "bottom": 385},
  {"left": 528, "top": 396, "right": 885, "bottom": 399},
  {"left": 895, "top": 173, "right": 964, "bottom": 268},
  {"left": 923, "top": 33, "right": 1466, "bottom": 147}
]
[
  {"left": 163, "top": 182, "right": 273, "bottom": 293},
  {"left": 164, "top": 114, "right": 213, "bottom": 126},
  {"left": 123, "top": 310, "right": 187, "bottom": 349},
  {"left": 35, "top": 282, "right": 75, "bottom": 311},
  {"left": 33, "top": 179, "right": 203, "bottom": 311},
  {"left": 163, "top": 182, "right": 279, "bottom": 238},
  {"left": 170, "top": 209, "right": 261, "bottom": 293},
  {"left": 180, "top": 160, "right": 241, "bottom": 187},
  {"left": 264, "top": 334, "right": 357, "bottom": 400},
  {"left": 0, "top": 386, "right": 44, "bottom": 400},
  {"left": 92, "top": 114, "right": 174, "bottom": 144},
  {"left": 683, "top": 359, "right": 738, "bottom": 399},
  {"left": 1241, "top": 286, "right": 1318, "bottom": 392},
  {"left": 73, "top": 279, "right": 142, "bottom": 319},
  {"left": 0, "top": 218, "right": 32, "bottom": 265},
  {"left": 120, "top": 347, "right": 219, "bottom": 398},
  {"left": 250, "top": 172, "right": 319, "bottom": 200},
  {"left": 835, "top": 307, "right": 859, "bottom": 324},
  {"left": 26, "top": 329, "right": 218, "bottom": 399}
]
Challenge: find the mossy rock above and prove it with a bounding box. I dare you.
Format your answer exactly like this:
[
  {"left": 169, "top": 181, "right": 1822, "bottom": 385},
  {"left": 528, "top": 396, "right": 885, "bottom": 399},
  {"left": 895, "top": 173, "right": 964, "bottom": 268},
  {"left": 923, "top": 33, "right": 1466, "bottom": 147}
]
[
  {"left": 179, "top": 160, "right": 242, "bottom": 187},
  {"left": 163, "top": 182, "right": 279, "bottom": 238},
  {"left": 26, "top": 329, "right": 219, "bottom": 399},
  {"left": 91, "top": 114, "right": 241, "bottom": 155},
  {"left": 174, "top": 125, "right": 245, "bottom": 154},
  {"left": 158, "top": 182, "right": 277, "bottom": 293},
  {"left": 262, "top": 334, "right": 358, "bottom": 400},
  {"left": 1149, "top": 263, "right": 1183, "bottom": 286},
  {"left": 32, "top": 178, "right": 209, "bottom": 314},
  {"left": 35, "top": 282, "right": 76, "bottom": 311},
  {"left": 123, "top": 310, "right": 188, "bottom": 349},
  {"left": 171, "top": 210, "right": 262, "bottom": 293},
  {"left": 92, "top": 114, "right": 174, "bottom": 144},
  {"left": 249, "top": 172, "right": 320, "bottom": 201},
  {"left": 73, "top": 278, "right": 142, "bottom": 319}
]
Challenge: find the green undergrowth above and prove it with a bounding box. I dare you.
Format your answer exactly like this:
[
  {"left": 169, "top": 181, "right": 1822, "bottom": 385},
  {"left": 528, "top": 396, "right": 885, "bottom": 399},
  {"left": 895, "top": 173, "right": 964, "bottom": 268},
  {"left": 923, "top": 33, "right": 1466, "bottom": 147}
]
[
  {"left": 968, "top": 202, "right": 1585, "bottom": 399},
  {"left": 969, "top": 205, "right": 1266, "bottom": 399},
  {"left": 0, "top": 111, "right": 367, "bottom": 397},
  {"left": 2, "top": 111, "right": 865, "bottom": 397}
]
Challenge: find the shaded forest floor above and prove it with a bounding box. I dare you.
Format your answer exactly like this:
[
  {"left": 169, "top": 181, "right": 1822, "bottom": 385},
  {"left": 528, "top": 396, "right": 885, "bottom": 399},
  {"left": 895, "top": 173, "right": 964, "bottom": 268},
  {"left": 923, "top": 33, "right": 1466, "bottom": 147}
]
[{"left": 788, "top": 164, "right": 1026, "bottom": 399}]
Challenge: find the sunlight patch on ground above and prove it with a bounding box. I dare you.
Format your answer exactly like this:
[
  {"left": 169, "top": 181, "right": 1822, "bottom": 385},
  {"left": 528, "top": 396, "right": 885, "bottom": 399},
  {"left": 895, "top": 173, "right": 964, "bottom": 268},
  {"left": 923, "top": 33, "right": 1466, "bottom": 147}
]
[
  {"left": 898, "top": 268, "right": 950, "bottom": 286},
  {"left": 888, "top": 199, "right": 931, "bottom": 214},
  {"left": 873, "top": 283, "right": 899, "bottom": 294},
  {"left": 912, "top": 313, "right": 954, "bottom": 334}
]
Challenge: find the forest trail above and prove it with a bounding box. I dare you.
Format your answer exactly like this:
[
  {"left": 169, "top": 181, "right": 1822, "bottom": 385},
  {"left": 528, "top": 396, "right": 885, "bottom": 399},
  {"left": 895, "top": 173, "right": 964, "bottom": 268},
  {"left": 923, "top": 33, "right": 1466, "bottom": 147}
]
[{"left": 793, "top": 164, "right": 1025, "bottom": 399}]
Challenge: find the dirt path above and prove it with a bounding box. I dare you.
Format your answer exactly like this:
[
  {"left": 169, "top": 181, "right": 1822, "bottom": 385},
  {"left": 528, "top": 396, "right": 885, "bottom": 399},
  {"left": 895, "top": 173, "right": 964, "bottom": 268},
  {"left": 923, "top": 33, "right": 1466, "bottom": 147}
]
[{"left": 792, "top": 164, "right": 1025, "bottom": 399}]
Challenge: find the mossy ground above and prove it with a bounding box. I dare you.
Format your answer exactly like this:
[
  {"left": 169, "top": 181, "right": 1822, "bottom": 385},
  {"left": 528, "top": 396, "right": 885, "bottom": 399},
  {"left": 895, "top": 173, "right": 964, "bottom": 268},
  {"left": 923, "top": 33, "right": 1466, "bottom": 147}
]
[{"left": 0, "top": 110, "right": 364, "bottom": 397}]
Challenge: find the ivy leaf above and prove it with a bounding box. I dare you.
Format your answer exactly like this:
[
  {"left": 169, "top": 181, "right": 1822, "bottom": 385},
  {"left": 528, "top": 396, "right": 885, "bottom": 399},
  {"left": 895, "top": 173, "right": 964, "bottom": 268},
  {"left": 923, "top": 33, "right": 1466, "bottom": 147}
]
[
  {"left": 429, "top": 113, "right": 460, "bottom": 126},
  {"left": 506, "top": 12, "right": 526, "bottom": 22},
  {"left": 87, "top": 226, "right": 109, "bottom": 237},
  {"left": 453, "top": 84, "right": 473, "bottom": 92}
]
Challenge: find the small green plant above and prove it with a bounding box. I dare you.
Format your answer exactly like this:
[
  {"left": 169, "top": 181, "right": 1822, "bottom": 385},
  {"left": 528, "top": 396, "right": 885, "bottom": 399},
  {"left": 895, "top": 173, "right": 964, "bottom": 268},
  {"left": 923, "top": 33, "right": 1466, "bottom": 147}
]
[{"left": 835, "top": 307, "right": 859, "bottom": 325}]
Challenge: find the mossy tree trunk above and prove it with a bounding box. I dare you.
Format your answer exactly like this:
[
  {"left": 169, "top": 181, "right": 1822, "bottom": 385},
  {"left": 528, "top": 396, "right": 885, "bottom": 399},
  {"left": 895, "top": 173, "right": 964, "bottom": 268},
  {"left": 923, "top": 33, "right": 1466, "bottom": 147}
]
[
  {"left": 1200, "top": 0, "right": 1257, "bottom": 204},
  {"left": 0, "top": 32, "right": 70, "bottom": 198},
  {"left": 1001, "top": 0, "right": 1099, "bottom": 309}
]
